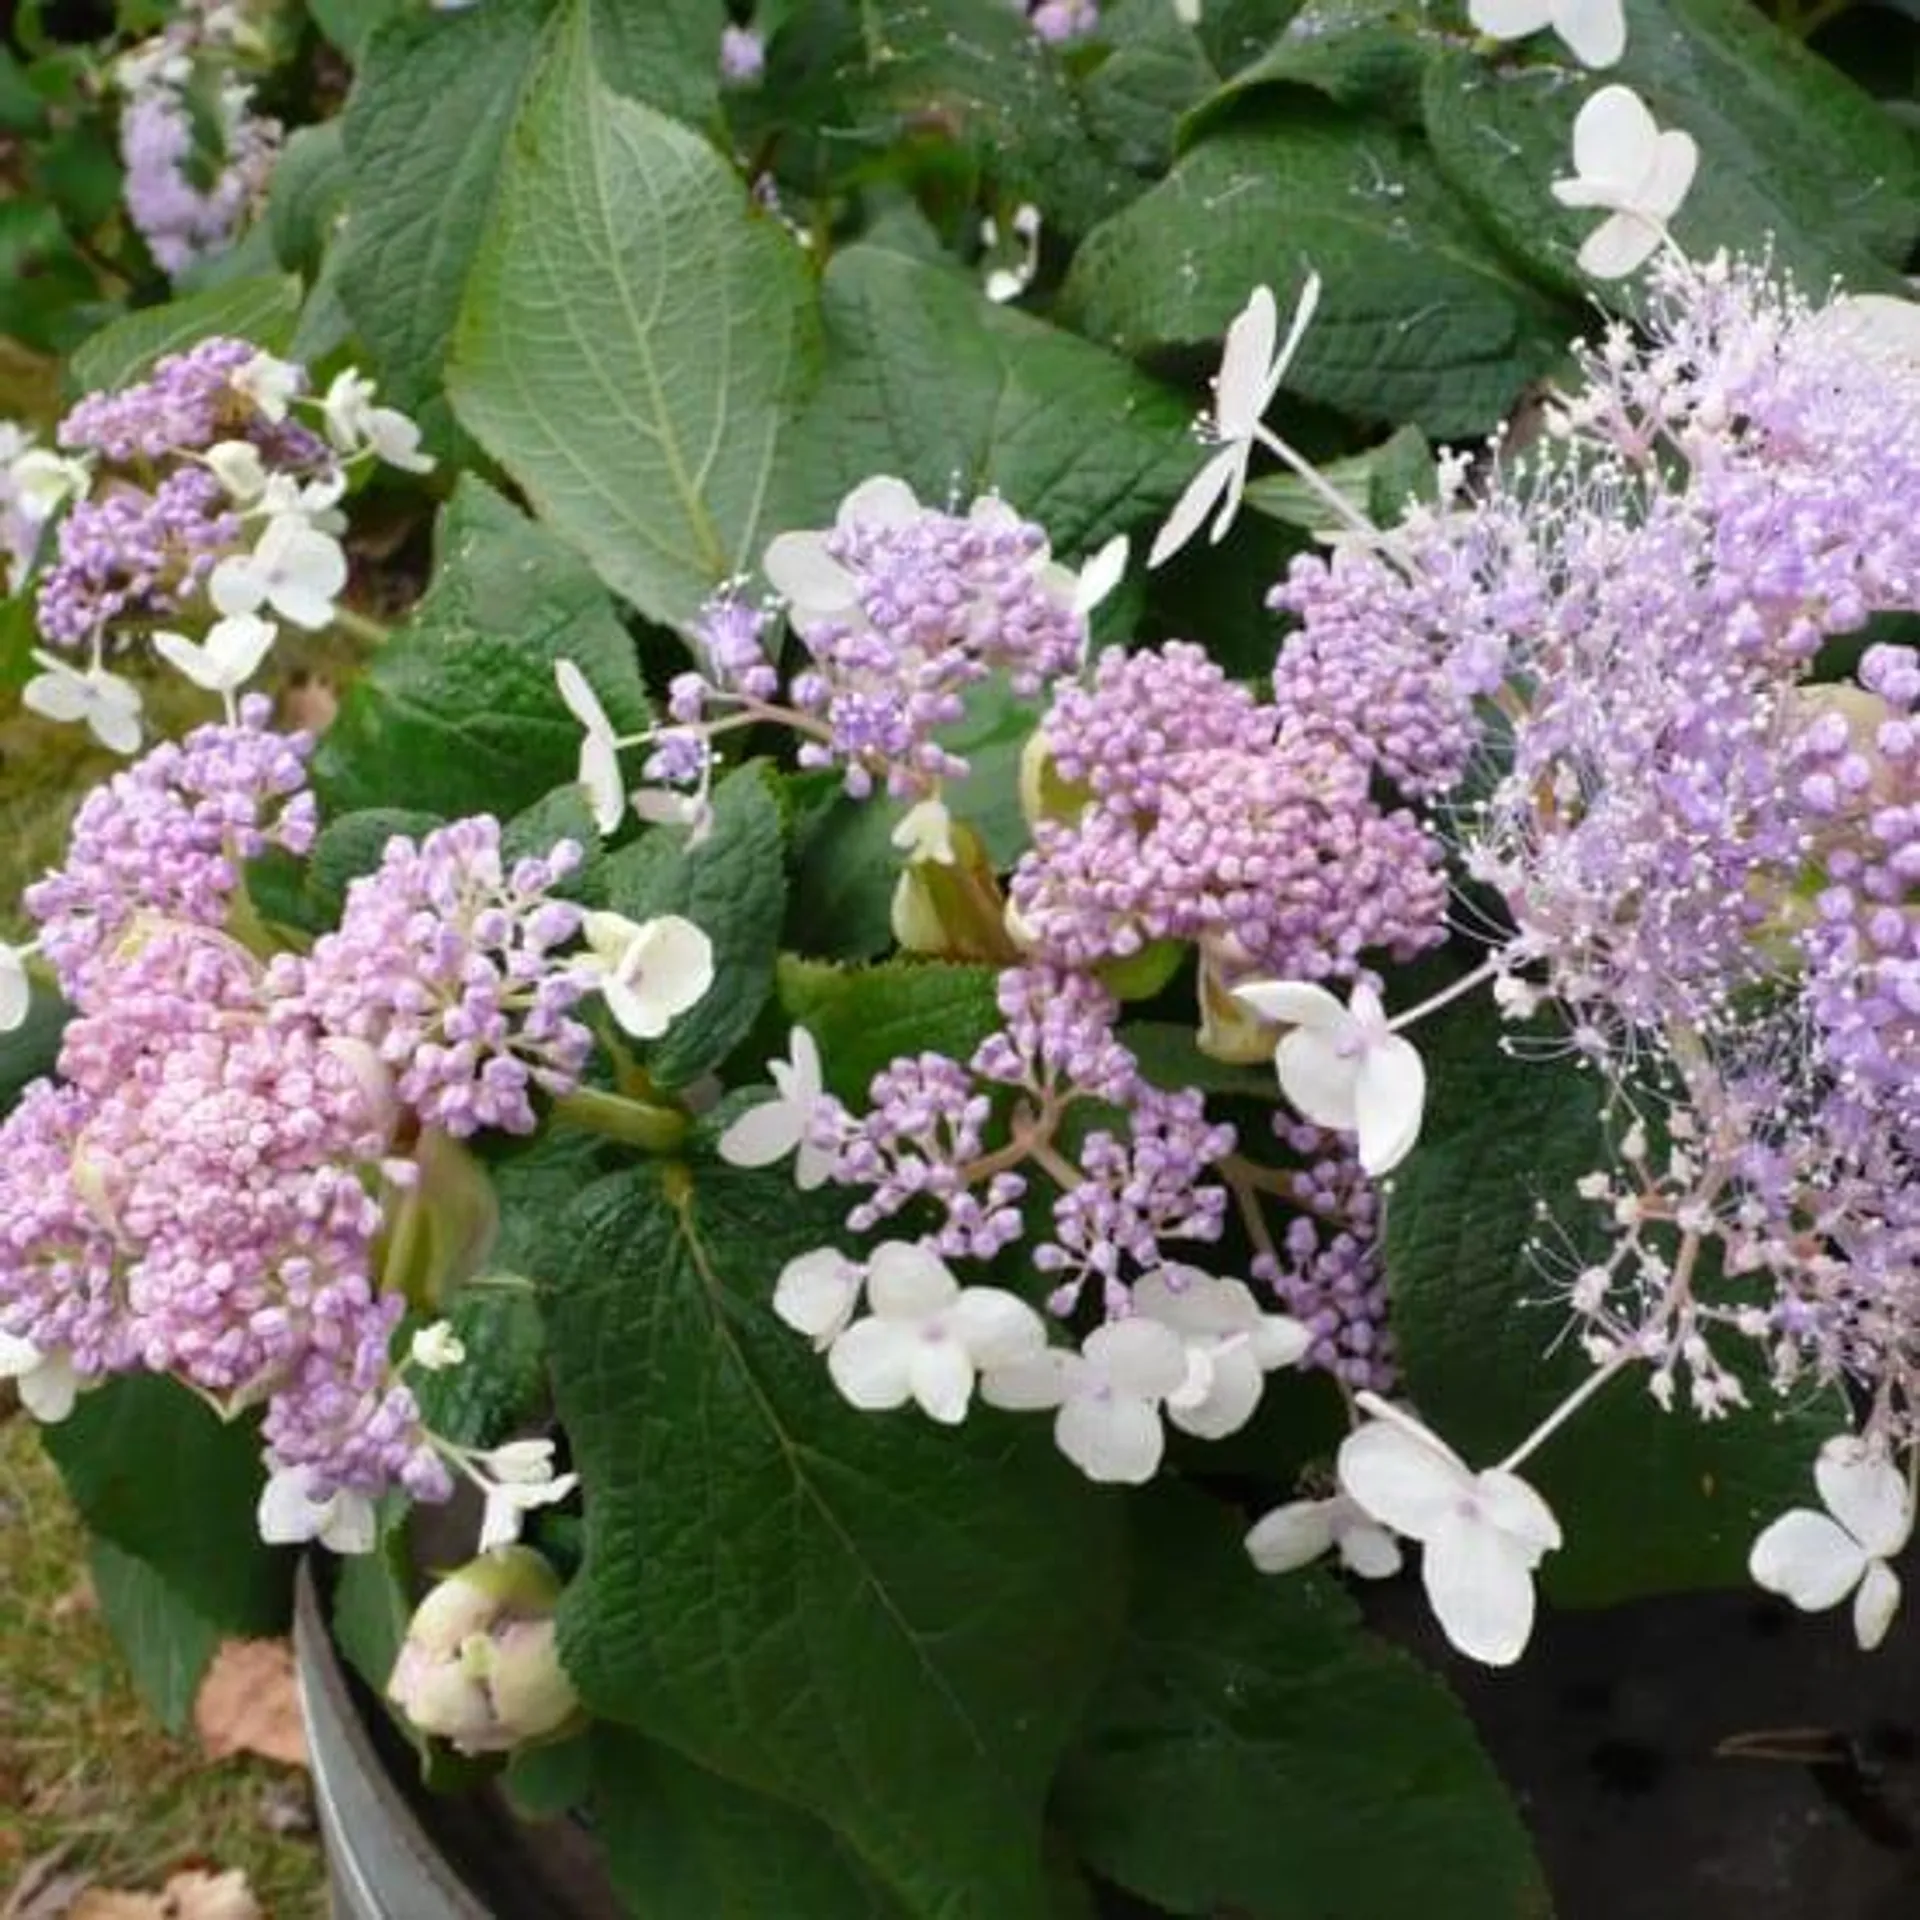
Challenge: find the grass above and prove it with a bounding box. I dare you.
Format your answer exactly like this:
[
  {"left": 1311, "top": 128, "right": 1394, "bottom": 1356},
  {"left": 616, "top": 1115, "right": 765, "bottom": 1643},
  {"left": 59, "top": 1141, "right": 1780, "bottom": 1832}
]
[{"left": 0, "top": 1415, "right": 327, "bottom": 1915}]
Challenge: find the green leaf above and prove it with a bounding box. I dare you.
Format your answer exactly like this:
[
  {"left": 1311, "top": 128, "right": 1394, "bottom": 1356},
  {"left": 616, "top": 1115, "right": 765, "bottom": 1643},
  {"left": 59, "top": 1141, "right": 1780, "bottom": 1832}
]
[
  {"left": 1421, "top": 0, "right": 1920, "bottom": 306},
  {"left": 773, "top": 955, "right": 1002, "bottom": 1103},
  {"left": 1185, "top": 0, "right": 1440, "bottom": 137},
  {"left": 775, "top": 243, "right": 1196, "bottom": 562},
  {"left": 312, "top": 477, "right": 650, "bottom": 820},
  {"left": 43, "top": 1375, "right": 292, "bottom": 1634},
  {"left": 588, "top": 1726, "right": 905, "bottom": 1919},
  {"left": 587, "top": 0, "right": 726, "bottom": 124},
  {"left": 0, "top": 982, "right": 71, "bottom": 1113},
  {"left": 308, "top": 0, "right": 407, "bottom": 57},
  {"left": 38, "top": 123, "right": 124, "bottom": 232},
  {"left": 66, "top": 274, "right": 302, "bottom": 398},
  {"left": 546, "top": 1164, "right": 1128, "bottom": 1918},
  {"left": 335, "top": 0, "right": 551, "bottom": 451},
  {"left": 1120, "top": 1019, "right": 1275, "bottom": 1099},
  {"left": 601, "top": 765, "right": 786, "bottom": 1088},
  {"left": 1384, "top": 994, "right": 1841, "bottom": 1606},
  {"left": 414, "top": 1285, "right": 550, "bottom": 1451},
  {"left": 88, "top": 1537, "right": 223, "bottom": 1737},
  {"left": 1055, "top": 1488, "right": 1548, "bottom": 1920},
  {"left": 1073, "top": 3, "right": 1217, "bottom": 185},
  {"left": 448, "top": 0, "right": 820, "bottom": 630},
  {"left": 301, "top": 807, "right": 446, "bottom": 925},
  {"left": 1061, "top": 110, "right": 1576, "bottom": 439},
  {"left": 330, "top": 1498, "right": 414, "bottom": 1700},
  {"left": 267, "top": 121, "right": 349, "bottom": 275}
]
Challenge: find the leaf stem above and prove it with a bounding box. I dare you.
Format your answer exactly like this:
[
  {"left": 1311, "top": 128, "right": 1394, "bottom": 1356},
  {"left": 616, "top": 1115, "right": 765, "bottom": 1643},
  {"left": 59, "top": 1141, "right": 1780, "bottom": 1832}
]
[
  {"left": 551, "top": 1085, "right": 690, "bottom": 1153},
  {"left": 331, "top": 606, "right": 393, "bottom": 648}
]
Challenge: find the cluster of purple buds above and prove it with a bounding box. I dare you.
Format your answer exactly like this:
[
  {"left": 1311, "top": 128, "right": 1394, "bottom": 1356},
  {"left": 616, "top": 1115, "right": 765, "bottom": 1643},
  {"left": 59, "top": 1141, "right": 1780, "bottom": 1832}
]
[
  {"left": 1009, "top": 641, "right": 1451, "bottom": 985},
  {"left": 115, "top": 4, "right": 281, "bottom": 278},
  {"left": 35, "top": 336, "right": 337, "bottom": 655},
  {"left": 0, "top": 712, "right": 613, "bottom": 1530},
  {"left": 672, "top": 478, "right": 1090, "bottom": 806}
]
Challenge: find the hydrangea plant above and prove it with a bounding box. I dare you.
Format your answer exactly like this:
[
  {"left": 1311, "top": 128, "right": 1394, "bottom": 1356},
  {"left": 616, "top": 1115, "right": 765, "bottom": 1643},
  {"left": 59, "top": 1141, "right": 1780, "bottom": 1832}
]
[{"left": 2, "top": 0, "right": 1917, "bottom": 1912}]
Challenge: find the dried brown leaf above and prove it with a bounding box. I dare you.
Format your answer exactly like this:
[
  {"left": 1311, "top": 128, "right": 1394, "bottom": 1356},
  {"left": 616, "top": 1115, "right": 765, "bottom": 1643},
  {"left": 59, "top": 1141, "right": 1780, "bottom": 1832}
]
[
  {"left": 192, "top": 1641, "right": 307, "bottom": 1770},
  {"left": 68, "top": 1869, "right": 259, "bottom": 1920}
]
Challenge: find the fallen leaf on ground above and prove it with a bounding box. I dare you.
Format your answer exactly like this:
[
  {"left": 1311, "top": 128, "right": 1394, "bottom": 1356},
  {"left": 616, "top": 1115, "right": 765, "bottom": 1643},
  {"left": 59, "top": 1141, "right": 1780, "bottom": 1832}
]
[
  {"left": 68, "top": 1869, "right": 259, "bottom": 1920},
  {"left": 1, "top": 1846, "right": 87, "bottom": 1920},
  {"left": 193, "top": 1641, "right": 307, "bottom": 1770}
]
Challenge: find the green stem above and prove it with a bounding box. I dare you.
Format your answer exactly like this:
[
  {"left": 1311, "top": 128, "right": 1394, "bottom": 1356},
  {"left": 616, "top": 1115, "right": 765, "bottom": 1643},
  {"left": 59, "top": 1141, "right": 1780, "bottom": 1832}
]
[
  {"left": 552, "top": 1085, "right": 691, "bottom": 1153},
  {"left": 332, "top": 606, "right": 393, "bottom": 647}
]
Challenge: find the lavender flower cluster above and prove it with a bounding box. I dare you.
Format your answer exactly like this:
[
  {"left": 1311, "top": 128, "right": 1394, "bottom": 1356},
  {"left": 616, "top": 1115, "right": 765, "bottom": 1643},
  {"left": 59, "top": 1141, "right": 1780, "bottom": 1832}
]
[
  {"left": 116, "top": 3, "right": 281, "bottom": 278},
  {"left": 1272, "top": 255, "right": 1920, "bottom": 1431},
  {"left": 38, "top": 336, "right": 332, "bottom": 652},
  {"left": 0, "top": 706, "right": 599, "bottom": 1521}
]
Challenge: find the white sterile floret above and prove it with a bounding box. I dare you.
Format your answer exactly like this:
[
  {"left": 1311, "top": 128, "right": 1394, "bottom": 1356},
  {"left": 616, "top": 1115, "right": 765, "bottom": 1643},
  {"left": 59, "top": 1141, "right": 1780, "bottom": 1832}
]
[
  {"left": 9, "top": 447, "right": 92, "bottom": 519},
  {"left": 1131, "top": 1267, "right": 1310, "bottom": 1440},
  {"left": 1232, "top": 979, "right": 1427, "bottom": 1176},
  {"left": 1148, "top": 274, "right": 1322, "bottom": 569},
  {"left": 983, "top": 203, "right": 1042, "bottom": 305},
  {"left": 410, "top": 1321, "right": 468, "bottom": 1372},
  {"left": 22, "top": 651, "right": 143, "bottom": 755},
  {"left": 719, "top": 1026, "right": 832, "bottom": 1189},
  {"left": 823, "top": 1242, "right": 1047, "bottom": 1426},
  {"left": 1749, "top": 1436, "right": 1914, "bottom": 1651},
  {"left": 1245, "top": 1492, "right": 1403, "bottom": 1580},
  {"left": 983, "top": 1317, "right": 1193, "bottom": 1484},
  {"left": 209, "top": 515, "right": 349, "bottom": 630},
  {"left": 1550, "top": 84, "right": 1698, "bottom": 280},
  {"left": 773, "top": 1247, "right": 864, "bottom": 1350},
  {"left": 762, "top": 474, "right": 920, "bottom": 637},
  {"left": 321, "top": 368, "right": 435, "bottom": 472},
  {"left": 1468, "top": 0, "right": 1625, "bottom": 70},
  {"left": 553, "top": 658, "right": 626, "bottom": 834},
  {"left": 579, "top": 911, "right": 715, "bottom": 1040},
  {"left": 474, "top": 1439, "right": 580, "bottom": 1553},
  {"left": 0, "top": 941, "right": 30, "bottom": 1033},
  {"left": 891, "top": 796, "right": 956, "bottom": 867},
  {"left": 258, "top": 1463, "right": 378, "bottom": 1555},
  {"left": 232, "top": 350, "right": 302, "bottom": 422},
  {"left": 205, "top": 440, "right": 270, "bottom": 502},
  {"left": 1336, "top": 1393, "right": 1562, "bottom": 1667},
  {"left": 153, "top": 612, "right": 278, "bottom": 705},
  {"left": 0, "top": 1332, "right": 78, "bottom": 1423}
]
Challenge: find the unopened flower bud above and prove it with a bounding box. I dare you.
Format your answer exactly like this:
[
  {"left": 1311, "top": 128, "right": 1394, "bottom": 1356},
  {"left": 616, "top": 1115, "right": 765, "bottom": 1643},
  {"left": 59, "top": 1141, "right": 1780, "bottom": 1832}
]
[{"left": 387, "top": 1547, "right": 580, "bottom": 1756}]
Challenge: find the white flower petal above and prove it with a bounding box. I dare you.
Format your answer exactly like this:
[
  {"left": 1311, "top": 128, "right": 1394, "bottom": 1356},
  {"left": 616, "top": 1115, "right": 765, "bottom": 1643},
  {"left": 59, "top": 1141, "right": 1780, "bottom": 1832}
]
[
  {"left": 1214, "top": 286, "right": 1279, "bottom": 440},
  {"left": 1337, "top": 1515, "right": 1405, "bottom": 1579},
  {"left": 718, "top": 1098, "right": 803, "bottom": 1168},
  {"left": 21, "top": 665, "right": 88, "bottom": 724},
  {"left": 1551, "top": 0, "right": 1625, "bottom": 67},
  {"left": 827, "top": 1316, "right": 916, "bottom": 1411},
  {"left": 1854, "top": 1560, "right": 1901, "bottom": 1652},
  {"left": 1072, "top": 534, "right": 1129, "bottom": 617},
  {"left": 1570, "top": 84, "right": 1657, "bottom": 194},
  {"left": 1576, "top": 211, "right": 1660, "bottom": 280},
  {"left": 257, "top": 1466, "right": 327, "bottom": 1544},
  {"left": 788, "top": 1027, "right": 823, "bottom": 1103},
  {"left": 1475, "top": 1467, "right": 1564, "bottom": 1559},
  {"left": 838, "top": 475, "right": 921, "bottom": 531},
  {"left": 555, "top": 657, "right": 614, "bottom": 737},
  {"left": 865, "top": 1242, "right": 958, "bottom": 1319},
  {"left": 208, "top": 553, "right": 265, "bottom": 618},
  {"left": 318, "top": 1491, "right": 379, "bottom": 1555},
  {"left": 478, "top": 1486, "right": 523, "bottom": 1552},
  {"left": 1245, "top": 1498, "right": 1338, "bottom": 1574},
  {"left": 1147, "top": 444, "right": 1242, "bottom": 570},
  {"left": 1166, "top": 1340, "right": 1265, "bottom": 1439},
  {"left": 1353, "top": 1034, "right": 1427, "bottom": 1176},
  {"left": 0, "top": 944, "right": 31, "bottom": 1033},
  {"left": 1206, "top": 442, "right": 1254, "bottom": 545},
  {"left": 1085, "top": 1317, "right": 1192, "bottom": 1399},
  {"left": 1056, "top": 1392, "right": 1166, "bottom": 1484},
  {"left": 773, "top": 1248, "right": 863, "bottom": 1344},
  {"left": 909, "top": 1338, "right": 976, "bottom": 1425},
  {"left": 1750, "top": 1509, "right": 1871, "bottom": 1612},
  {"left": 1423, "top": 1515, "right": 1539, "bottom": 1666},
  {"left": 1467, "top": 0, "right": 1552, "bottom": 35},
  {"left": 1266, "top": 272, "right": 1323, "bottom": 404},
  {"left": 16, "top": 1350, "right": 77, "bottom": 1423},
  {"left": 980, "top": 1348, "right": 1075, "bottom": 1412},
  {"left": 1274, "top": 1024, "right": 1361, "bottom": 1132},
  {"left": 947, "top": 1287, "right": 1047, "bottom": 1368},
  {"left": 1337, "top": 1419, "right": 1472, "bottom": 1542},
  {"left": 579, "top": 730, "right": 626, "bottom": 834},
  {"left": 1642, "top": 128, "right": 1698, "bottom": 221},
  {"left": 1231, "top": 979, "right": 1346, "bottom": 1029},
  {"left": 763, "top": 531, "right": 858, "bottom": 626},
  {"left": 1815, "top": 1440, "right": 1913, "bottom": 1560}
]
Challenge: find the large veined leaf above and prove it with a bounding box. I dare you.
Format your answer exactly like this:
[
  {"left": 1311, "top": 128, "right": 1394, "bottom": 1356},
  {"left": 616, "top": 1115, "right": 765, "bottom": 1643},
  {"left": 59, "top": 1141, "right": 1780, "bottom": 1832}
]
[
  {"left": 1420, "top": 0, "right": 1920, "bottom": 307},
  {"left": 335, "top": 0, "right": 551, "bottom": 452},
  {"left": 1055, "top": 1490, "right": 1548, "bottom": 1920},
  {"left": 774, "top": 244, "right": 1197, "bottom": 559},
  {"left": 1061, "top": 109, "right": 1576, "bottom": 438},
  {"left": 88, "top": 1538, "right": 223, "bottom": 1737},
  {"left": 448, "top": 0, "right": 820, "bottom": 630},
  {"left": 545, "top": 1163, "right": 1128, "bottom": 1919},
  {"left": 1384, "top": 995, "right": 1842, "bottom": 1607},
  {"left": 66, "top": 273, "right": 300, "bottom": 398}
]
